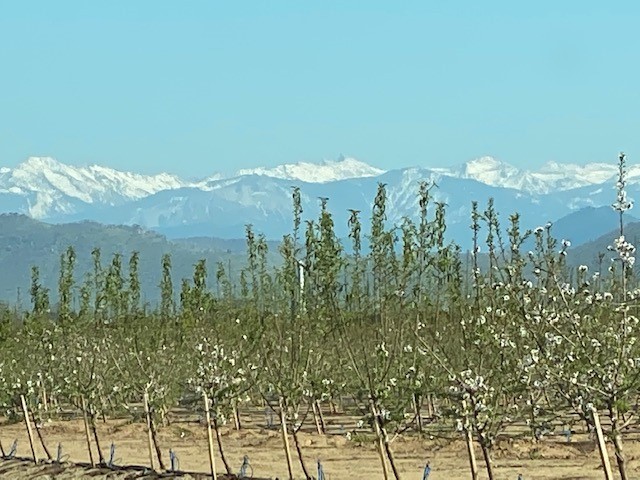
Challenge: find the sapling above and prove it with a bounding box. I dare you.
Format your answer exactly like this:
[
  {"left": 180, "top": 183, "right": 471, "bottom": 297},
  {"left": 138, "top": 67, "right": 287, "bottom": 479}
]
[
  {"left": 536, "top": 153, "right": 640, "bottom": 480},
  {"left": 333, "top": 183, "right": 420, "bottom": 480},
  {"left": 159, "top": 253, "right": 175, "bottom": 319},
  {"left": 187, "top": 336, "right": 257, "bottom": 474},
  {"left": 416, "top": 201, "right": 538, "bottom": 480},
  {"left": 252, "top": 194, "right": 338, "bottom": 480},
  {"left": 109, "top": 311, "right": 186, "bottom": 470},
  {"left": 0, "top": 321, "right": 59, "bottom": 460}
]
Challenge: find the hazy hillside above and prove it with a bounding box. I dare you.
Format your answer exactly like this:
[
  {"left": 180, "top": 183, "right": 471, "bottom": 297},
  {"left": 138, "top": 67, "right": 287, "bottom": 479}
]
[
  {"left": 549, "top": 206, "right": 637, "bottom": 246},
  {"left": 0, "top": 202, "right": 635, "bottom": 306},
  {"left": 172, "top": 236, "right": 282, "bottom": 254},
  {"left": 567, "top": 221, "right": 640, "bottom": 271},
  {"left": 0, "top": 214, "right": 256, "bottom": 306}
]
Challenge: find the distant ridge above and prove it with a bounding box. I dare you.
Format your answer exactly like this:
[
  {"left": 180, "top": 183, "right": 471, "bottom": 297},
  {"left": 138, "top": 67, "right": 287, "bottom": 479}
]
[
  {"left": 0, "top": 214, "right": 256, "bottom": 305},
  {"left": 235, "top": 156, "right": 385, "bottom": 183},
  {"left": 0, "top": 154, "right": 635, "bottom": 244}
]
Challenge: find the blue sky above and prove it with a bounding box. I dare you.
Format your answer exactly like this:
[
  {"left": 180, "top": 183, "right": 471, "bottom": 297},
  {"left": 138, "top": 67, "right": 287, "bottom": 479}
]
[{"left": 1, "top": 1, "right": 639, "bottom": 178}]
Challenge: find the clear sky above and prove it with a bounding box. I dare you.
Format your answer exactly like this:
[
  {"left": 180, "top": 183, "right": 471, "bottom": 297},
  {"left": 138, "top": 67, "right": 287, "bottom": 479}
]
[{"left": 1, "top": 1, "right": 639, "bottom": 178}]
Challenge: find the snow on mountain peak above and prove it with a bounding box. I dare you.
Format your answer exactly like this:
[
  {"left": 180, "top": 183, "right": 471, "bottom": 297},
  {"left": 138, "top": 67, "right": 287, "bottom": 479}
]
[
  {"left": 235, "top": 156, "right": 385, "bottom": 183},
  {"left": 2, "top": 153, "right": 636, "bottom": 227},
  {"left": 454, "top": 156, "right": 520, "bottom": 182},
  {"left": 21, "top": 156, "right": 62, "bottom": 170},
  {"left": 532, "top": 161, "right": 618, "bottom": 189},
  {"left": 0, "top": 156, "right": 186, "bottom": 218},
  {"left": 433, "top": 156, "right": 622, "bottom": 194},
  {"left": 437, "top": 156, "right": 545, "bottom": 192}
]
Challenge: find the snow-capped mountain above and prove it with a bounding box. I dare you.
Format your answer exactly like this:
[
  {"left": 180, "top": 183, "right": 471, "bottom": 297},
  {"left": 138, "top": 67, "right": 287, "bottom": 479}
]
[
  {"left": 434, "top": 156, "right": 618, "bottom": 194},
  {"left": 0, "top": 154, "right": 635, "bottom": 247},
  {"left": 235, "top": 156, "right": 385, "bottom": 183},
  {"left": 0, "top": 157, "right": 186, "bottom": 218},
  {"left": 437, "top": 156, "right": 531, "bottom": 190}
]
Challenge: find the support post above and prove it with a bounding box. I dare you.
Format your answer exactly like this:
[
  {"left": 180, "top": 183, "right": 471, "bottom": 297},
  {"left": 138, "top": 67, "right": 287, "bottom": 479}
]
[
  {"left": 203, "top": 391, "right": 218, "bottom": 480},
  {"left": 20, "top": 395, "right": 38, "bottom": 464},
  {"left": 143, "top": 391, "right": 156, "bottom": 471},
  {"left": 592, "top": 407, "right": 614, "bottom": 480}
]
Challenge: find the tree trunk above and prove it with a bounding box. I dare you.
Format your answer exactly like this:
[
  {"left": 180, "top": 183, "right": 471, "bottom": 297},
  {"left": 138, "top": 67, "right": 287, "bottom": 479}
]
[
  {"left": 33, "top": 417, "right": 52, "bottom": 461},
  {"left": 609, "top": 406, "right": 628, "bottom": 480},
  {"left": 149, "top": 415, "right": 166, "bottom": 470},
  {"left": 89, "top": 411, "right": 105, "bottom": 464},
  {"left": 378, "top": 416, "right": 401, "bottom": 480},
  {"left": 479, "top": 437, "right": 495, "bottom": 480},
  {"left": 413, "top": 393, "right": 423, "bottom": 433},
  {"left": 611, "top": 430, "right": 628, "bottom": 480},
  {"left": 528, "top": 393, "right": 539, "bottom": 442},
  {"left": 212, "top": 415, "right": 232, "bottom": 474},
  {"left": 292, "top": 427, "right": 312, "bottom": 479}
]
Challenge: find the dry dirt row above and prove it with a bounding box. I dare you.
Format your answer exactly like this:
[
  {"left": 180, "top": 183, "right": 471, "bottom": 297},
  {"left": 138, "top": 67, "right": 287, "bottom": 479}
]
[
  {"left": 1, "top": 415, "right": 638, "bottom": 479},
  {"left": 0, "top": 458, "right": 246, "bottom": 479}
]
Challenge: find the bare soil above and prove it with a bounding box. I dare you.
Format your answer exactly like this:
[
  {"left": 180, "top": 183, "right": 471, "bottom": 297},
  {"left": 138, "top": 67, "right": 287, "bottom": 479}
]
[
  {"left": 1, "top": 413, "right": 638, "bottom": 479},
  {"left": 0, "top": 458, "right": 244, "bottom": 479}
]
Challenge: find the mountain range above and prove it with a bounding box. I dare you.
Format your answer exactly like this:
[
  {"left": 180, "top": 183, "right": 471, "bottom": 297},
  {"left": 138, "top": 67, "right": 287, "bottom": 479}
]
[{"left": 0, "top": 155, "right": 635, "bottom": 248}]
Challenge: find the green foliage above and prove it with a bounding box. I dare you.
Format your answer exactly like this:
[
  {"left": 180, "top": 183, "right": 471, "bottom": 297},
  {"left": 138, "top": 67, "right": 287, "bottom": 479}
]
[
  {"left": 0, "top": 216, "right": 262, "bottom": 305},
  {"left": 2, "top": 153, "right": 640, "bottom": 480}
]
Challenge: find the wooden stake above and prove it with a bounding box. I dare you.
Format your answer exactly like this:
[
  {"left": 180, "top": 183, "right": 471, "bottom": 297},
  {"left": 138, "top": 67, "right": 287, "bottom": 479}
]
[
  {"left": 312, "top": 400, "right": 323, "bottom": 435},
  {"left": 592, "top": 407, "right": 615, "bottom": 480},
  {"left": 461, "top": 401, "right": 479, "bottom": 480},
  {"left": 232, "top": 400, "right": 241, "bottom": 430},
  {"left": 413, "top": 393, "right": 423, "bottom": 433},
  {"left": 41, "top": 385, "right": 49, "bottom": 414},
  {"left": 203, "top": 391, "right": 218, "bottom": 480},
  {"left": 81, "top": 396, "right": 95, "bottom": 467},
  {"left": 20, "top": 395, "right": 37, "bottom": 464},
  {"left": 315, "top": 399, "right": 326, "bottom": 434},
  {"left": 279, "top": 397, "right": 295, "bottom": 480},
  {"left": 370, "top": 401, "right": 390, "bottom": 480},
  {"left": 464, "top": 423, "right": 479, "bottom": 480},
  {"left": 143, "top": 391, "right": 156, "bottom": 471},
  {"left": 426, "top": 394, "right": 434, "bottom": 418}
]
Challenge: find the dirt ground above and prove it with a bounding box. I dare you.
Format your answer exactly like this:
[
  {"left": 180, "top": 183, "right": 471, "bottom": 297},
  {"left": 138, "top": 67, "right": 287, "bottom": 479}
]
[
  {"left": 0, "top": 415, "right": 637, "bottom": 480},
  {"left": 0, "top": 458, "right": 244, "bottom": 479}
]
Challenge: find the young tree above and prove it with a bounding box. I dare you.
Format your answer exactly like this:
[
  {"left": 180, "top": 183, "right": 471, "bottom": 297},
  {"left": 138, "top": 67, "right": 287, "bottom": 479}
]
[{"left": 534, "top": 153, "right": 640, "bottom": 480}]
